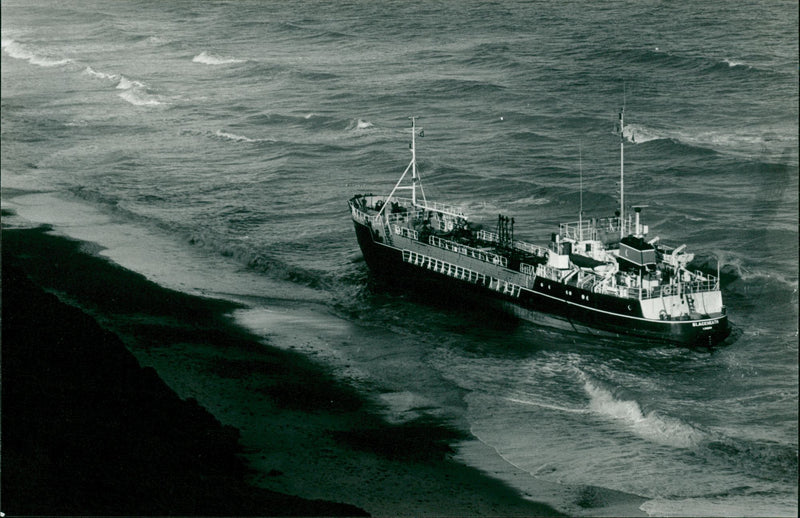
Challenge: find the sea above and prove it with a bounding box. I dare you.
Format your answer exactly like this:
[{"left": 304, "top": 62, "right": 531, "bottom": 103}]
[{"left": 2, "top": 1, "right": 797, "bottom": 515}]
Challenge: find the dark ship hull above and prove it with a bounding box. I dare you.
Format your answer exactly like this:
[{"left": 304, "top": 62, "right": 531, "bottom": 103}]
[{"left": 353, "top": 218, "right": 730, "bottom": 346}]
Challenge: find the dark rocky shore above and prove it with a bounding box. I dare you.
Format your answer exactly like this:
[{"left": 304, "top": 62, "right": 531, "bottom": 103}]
[{"left": 2, "top": 225, "right": 564, "bottom": 517}]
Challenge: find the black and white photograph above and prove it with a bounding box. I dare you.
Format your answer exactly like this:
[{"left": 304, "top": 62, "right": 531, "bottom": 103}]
[{"left": 2, "top": 1, "right": 797, "bottom": 516}]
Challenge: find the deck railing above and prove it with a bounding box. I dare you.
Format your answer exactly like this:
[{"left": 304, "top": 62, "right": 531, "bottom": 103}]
[
  {"left": 597, "top": 275, "right": 720, "bottom": 300},
  {"left": 428, "top": 235, "right": 508, "bottom": 267},
  {"left": 559, "top": 216, "right": 632, "bottom": 241},
  {"left": 416, "top": 200, "right": 466, "bottom": 218},
  {"left": 403, "top": 249, "right": 486, "bottom": 284},
  {"left": 535, "top": 264, "right": 561, "bottom": 282},
  {"left": 477, "top": 230, "right": 549, "bottom": 257},
  {"left": 350, "top": 204, "right": 382, "bottom": 227},
  {"left": 394, "top": 224, "right": 419, "bottom": 240}
]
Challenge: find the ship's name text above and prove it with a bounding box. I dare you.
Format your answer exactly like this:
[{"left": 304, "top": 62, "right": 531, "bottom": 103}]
[{"left": 692, "top": 319, "right": 720, "bottom": 327}]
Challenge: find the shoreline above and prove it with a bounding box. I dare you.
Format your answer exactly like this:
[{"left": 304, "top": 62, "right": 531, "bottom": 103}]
[
  {"left": 2, "top": 223, "right": 575, "bottom": 516},
  {"left": 1, "top": 230, "right": 366, "bottom": 516}
]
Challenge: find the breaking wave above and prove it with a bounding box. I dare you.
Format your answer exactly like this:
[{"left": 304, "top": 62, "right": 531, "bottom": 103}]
[
  {"left": 213, "top": 129, "right": 274, "bottom": 143},
  {"left": 184, "top": 230, "right": 335, "bottom": 292},
  {"left": 583, "top": 378, "right": 706, "bottom": 448},
  {"left": 116, "top": 76, "right": 145, "bottom": 90},
  {"left": 82, "top": 66, "right": 163, "bottom": 106},
  {"left": 114, "top": 75, "right": 162, "bottom": 106},
  {"left": 622, "top": 123, "right": 661, "bottom": 144},
  {"left": 347, "top": 119, "right": 374, "bottom": 131},
  {"left": 192, "top": 51, "right": 244, "bottom": 65},
  {"left": 1, "top": 38, "right": 72, "bottom": 67},
  {"left": 83, "top": 65, "right": 118, "bottom": 81}
]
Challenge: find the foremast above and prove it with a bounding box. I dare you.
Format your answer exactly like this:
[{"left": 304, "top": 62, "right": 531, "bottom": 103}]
[{"left": 376, "top": 117, "right": 466, "bottom": 221}]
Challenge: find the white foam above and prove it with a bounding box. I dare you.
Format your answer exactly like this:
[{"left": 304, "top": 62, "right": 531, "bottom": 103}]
[
  {"left": 622, "top": 123, "right": 661, "bottom": 144},
  {"left": 192, "top": 51, "right": 244, "bottom": 65},
  {"left": 116, "top": 76, "right": 145, "bottom": 90},
  {"left": 505, "top": 396, "right": 588, "bottom": 415},
  {"left": 349, "top": 118, "right": 373, "bottom": 130},
  {"left": 722, "top": 58, "right": 746, "bottom": 68},
  {"left": 83, "top": 66, "right": 118, "bottom": 81},
  {"left": 82, "top": 68, "right": 163, "bottom": 106},
  {"left": 1, "top": 38, "right": 72, "bottom": 67},
  {"left": 4, "top": 192, "right": 319, "bottom": 301},
  {"left": 583, "top": 379, "right": 704, "bottom": 448},
  {"left": 214, "top": 129, "right": 273, "bottom": 143},
  {"left": 118, "top": 89, "right": 162, "bottom": 106}
]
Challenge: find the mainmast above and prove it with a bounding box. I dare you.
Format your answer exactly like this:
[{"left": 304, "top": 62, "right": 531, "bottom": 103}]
[
  {"left": 619, "top": 107, "right": 625, "bottom": 240},
  {"left": 619, "top": 108, "right": 625, "bottom": 239},
  {"left": 411, "top": 116, "right": 418, "bottom": 206},
  {"left": 579, "top": 143, "right": 583, "bottom": 242}
]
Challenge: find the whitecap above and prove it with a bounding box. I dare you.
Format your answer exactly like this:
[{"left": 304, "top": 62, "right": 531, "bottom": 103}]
[
  {"left": 192, "top": 51, "right": 244, "bottom": 65},
  {"left": 214, "top": 129, "right": 273, "bottom": 143},
  {"left": 722, "top": 58, "right": 746, "bottom": 68},
  {"left": 348, "top": 118, "right": 374, "bottom": 131},
  {"left": 1, "top": 38, "right": 72, "bottom": 67},
  {"left": 622, "top": 123, "right": 661, "bottom": 144},
  {"left": 118, "top": 89, "right": 162, "bottom": 106},
  {"left": 83, "top": 66, "right": 118, "bottom": 81},
  {"left": 583, "top": 378, "right": 705, "bottom": 448},
  {"left": 116, "top": 76, "right": 145, "bottom": 90}
]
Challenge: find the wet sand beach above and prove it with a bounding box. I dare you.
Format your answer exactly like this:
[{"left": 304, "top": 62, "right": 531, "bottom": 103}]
[{"left": 2, "top": 224, "right": 569, "bottom": 516}]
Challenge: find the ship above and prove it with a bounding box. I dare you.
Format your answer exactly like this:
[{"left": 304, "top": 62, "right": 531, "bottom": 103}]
[{"left": 347, "top": 114, "right": 730, "bottom": 346}]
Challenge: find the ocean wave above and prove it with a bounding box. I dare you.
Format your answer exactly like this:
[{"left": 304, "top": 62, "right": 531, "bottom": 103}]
[
  {"left": 213, "top": 129, "right": 274, "bottom": 143},
  {"left": 618, "top": 47, "right": 771, "bottom": 78},
  {"left": 622, "top": 122, "right": 793, "bottom": 161},
  {"left": 423, "top": 77, "right": 506, "bottom": 96},
  {"left": 116, "top": 76, "right": 145, "bottom": 90},
  {"left": 582, "top": 377, "right": 705, "bottom": 448},
  {"left": 509, "top": 195, "right": 550, "bottom": 206},
  {"left": 184, "top": 230, "right": 334, "bottom": 292},
  {"left": 347, "top": 119, "right": 374, "bottom": 131},
  {"left": 83, "top": 66, "right": 163, "bottom": 106},
  {"left": 459, "top": 41, "right": 520, "bottom": 70},
  {"left": 114, "top": 75, "right": 163, "bottom": 106},
  {"left": 722, "top": 57, "right": 747, "bottom": 68},
  {"left": 698, "top": 436, "right": 799, "bottom": 484},
  {"left": 118, "top": 88, "right": 163, "bottom": 106},
  {"left": 83, "top": 65, "right": 118, "bottom": 81},
  {"left": 622, "top": 123, "right": 661, "bottom": 144},
  {"left": 505, "top": 396, "right": 588, "bottom": 414},
  {"left": 1, "top": 38, "right": 72, "bottom": 67},
  {"left": 192, "top": 51, "right": 245, "bottom": 65},
  {"left": 690, "top": 248, "right": 799, "bottom": 294}
]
